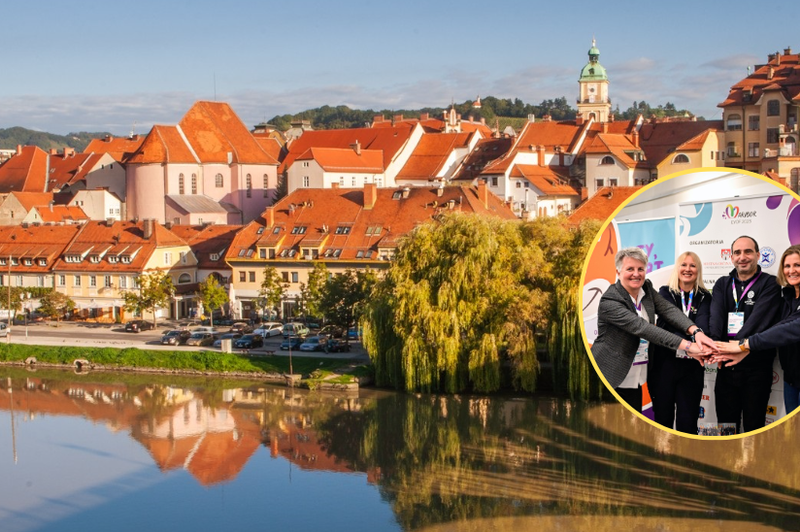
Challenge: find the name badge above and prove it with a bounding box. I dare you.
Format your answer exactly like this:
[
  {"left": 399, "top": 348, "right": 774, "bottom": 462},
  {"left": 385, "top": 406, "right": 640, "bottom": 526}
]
[
  {"left": 633, "top": 339, "right": 649, "bottom": 365},
  {"left": 728, "top": 312, "right": 744, "bottom": 337}
]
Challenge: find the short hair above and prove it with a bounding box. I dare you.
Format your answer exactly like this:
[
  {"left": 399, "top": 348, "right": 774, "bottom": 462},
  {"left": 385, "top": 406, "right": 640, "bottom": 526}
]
[
  {"left": 668, "top": 251, "right": 706, "bottom": 292},
  {"left": 615, "top": 247, "right": 648, "bottom": 271},
  {"left": 731, "top": 235, "right": 759, "bottom": 253},
  {"left": 776, "top": 245, "right": 800, "bottom": 286}
]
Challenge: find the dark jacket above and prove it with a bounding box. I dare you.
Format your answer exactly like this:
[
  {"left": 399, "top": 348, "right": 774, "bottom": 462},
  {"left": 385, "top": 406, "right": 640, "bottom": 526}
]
[
  {"left": 708, "top": 266, "right": 781, "bottom": 370},
  {"left": 592, "top": 279, "right": 696, "bottom": 388},
  {"left": 650, "top": 286, "right": 711, "bottom": 371},
  {"left": 748, "top": 285, "right": 800, "bottom": 386}
]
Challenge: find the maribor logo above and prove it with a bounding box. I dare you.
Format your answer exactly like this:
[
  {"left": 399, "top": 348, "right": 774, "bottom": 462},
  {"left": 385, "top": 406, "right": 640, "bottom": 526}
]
[{"left": 722, "top": 204, "right": 757, "bottom": 223}]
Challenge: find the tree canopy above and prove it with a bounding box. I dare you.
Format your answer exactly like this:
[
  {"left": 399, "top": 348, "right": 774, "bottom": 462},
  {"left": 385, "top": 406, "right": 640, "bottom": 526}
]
[
  {"left": 196, "top": 276, "right": 229, "bottom": 327},
  {"left": 123, "top": 272, "right": 175, "bottom": 328},
  {"left": 258, "top": 266, "right": 287, "bottom": 320}
]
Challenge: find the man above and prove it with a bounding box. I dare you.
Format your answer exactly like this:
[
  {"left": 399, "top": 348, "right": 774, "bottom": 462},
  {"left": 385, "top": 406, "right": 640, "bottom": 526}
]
[{"left": 709, "top": 235, "right": 781, "bottom": 433}]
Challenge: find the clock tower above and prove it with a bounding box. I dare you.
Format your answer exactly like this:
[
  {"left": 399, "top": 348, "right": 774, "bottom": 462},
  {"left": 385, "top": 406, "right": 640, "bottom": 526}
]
[{"left": 577, "top": 39, "right": 611, "bottom": 123}]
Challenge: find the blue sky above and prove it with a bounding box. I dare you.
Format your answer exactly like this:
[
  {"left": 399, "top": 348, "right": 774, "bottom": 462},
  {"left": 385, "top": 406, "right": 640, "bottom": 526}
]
[{"left": 0, "top": 0, "right": 796, "bottom": 135}]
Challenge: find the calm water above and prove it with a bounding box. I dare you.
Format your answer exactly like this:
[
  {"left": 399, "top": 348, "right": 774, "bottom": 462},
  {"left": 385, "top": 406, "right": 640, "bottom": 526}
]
[{"left": 1, "top": 368, "right": 799, "bottom": 532}]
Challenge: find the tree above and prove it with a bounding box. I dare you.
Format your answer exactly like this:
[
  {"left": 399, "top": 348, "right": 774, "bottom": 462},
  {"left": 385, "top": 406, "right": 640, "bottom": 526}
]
[
  {"left": 123, "top": 271, "right": 174, "bottom": 328},
  {"left": 37, "top": 291, "right": 75, "bottom": 323},
  {"left": 258, "top": 266, "right": 287, "bottom": 320},
  {"left": 304, "top": 262, "right": 329, "bottom": 319},
  {"left": 317, "top": 268, "right": 377, "bottom": 339},
  {"left": 196, "top": 276, "right": 229, "bottom": 327}
]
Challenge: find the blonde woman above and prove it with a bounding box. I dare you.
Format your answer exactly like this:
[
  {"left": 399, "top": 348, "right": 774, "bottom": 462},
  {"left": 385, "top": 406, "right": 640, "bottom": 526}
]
[{"left": 649, "top": 251, "right": 711, "bottom": 434}]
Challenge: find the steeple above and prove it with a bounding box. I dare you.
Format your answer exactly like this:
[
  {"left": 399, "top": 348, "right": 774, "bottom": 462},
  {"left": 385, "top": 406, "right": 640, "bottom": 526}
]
[{"left": 577, "top": 38, "right": 611, "bottom": 123}]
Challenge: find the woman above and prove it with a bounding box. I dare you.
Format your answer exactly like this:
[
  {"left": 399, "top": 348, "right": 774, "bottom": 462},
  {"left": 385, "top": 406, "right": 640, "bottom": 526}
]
[
  {"left": 715, "top": 245, "right": 800, "bottom": 414},
  {"left": 592, "top": 247, "right": 715, "bottom": 415},
  {"left": 649, "top": 252, "right": 712, "bottom": 434}
]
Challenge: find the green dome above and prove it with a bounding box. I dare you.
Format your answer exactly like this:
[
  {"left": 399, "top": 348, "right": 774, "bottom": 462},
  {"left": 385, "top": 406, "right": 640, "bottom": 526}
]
[{"left": 580, "top": 39, "right": 607, "bottom": 81}]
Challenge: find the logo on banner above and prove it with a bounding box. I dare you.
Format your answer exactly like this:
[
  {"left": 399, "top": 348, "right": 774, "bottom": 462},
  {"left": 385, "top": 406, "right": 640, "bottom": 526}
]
[
  {"left": 760, "top": 247, "right": 776, "bottom": 268},
  {"left": 702, "top": 395, "right": 710, "bottom": 401},
  {"left": 699, "top": 406, "right": 705, "bottom": 419},
  {"left": 773, "top": 371, "right": 780, "bottom": 385},
  {"left": 722, "top": 204, "right": 757, "bottom": 224},
  {"left": 721, "top": 249, "right": 731, "bottom": 260},
  {"left": 767, "top": 405, "right": 777, "bottom": 416}
]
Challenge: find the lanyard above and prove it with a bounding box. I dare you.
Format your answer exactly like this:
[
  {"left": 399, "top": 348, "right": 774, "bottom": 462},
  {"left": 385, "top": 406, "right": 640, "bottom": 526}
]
[
  {"left": 731, "top": 272, "right": 761, "bottom": 311},
  {"left": 681, "top": 290, "right": 694, "bottom": 317}
]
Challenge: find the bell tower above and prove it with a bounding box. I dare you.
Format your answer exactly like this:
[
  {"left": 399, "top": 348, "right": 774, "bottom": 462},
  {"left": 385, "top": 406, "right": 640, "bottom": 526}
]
[{"left": 577, "top": 39, "right": 611, "bottom": 123}]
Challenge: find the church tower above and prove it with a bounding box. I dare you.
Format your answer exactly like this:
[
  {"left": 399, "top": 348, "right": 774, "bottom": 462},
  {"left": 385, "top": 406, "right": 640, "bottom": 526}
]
[{"left": 577, "top": 39, "right": 611, "bottom": 123}]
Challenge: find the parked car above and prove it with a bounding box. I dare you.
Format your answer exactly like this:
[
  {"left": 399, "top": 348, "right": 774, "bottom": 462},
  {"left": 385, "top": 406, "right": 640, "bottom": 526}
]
[
  {"left": 318, "top": 325, "right": 344, "bottom": 338},
  {"left": 0, "top": 323, "right": 10, "bottom": 338},
  {"left": 125, "top": 320, "right": 154, "bottom": 333},
  {"left": 161, "top": 329, "right": 192, "bottom": 346},
  {"left": 234, "top": 334, "right": 264, "bottom": 349},
  {"left": 185, "top": 332, "right": 215, "bottom": 346},
  {"left": 253, "top": 322, "right": 283, "bottom": 337},
  {"left": 347, "top": 327, "right": 363, "bottom": 340},
  {"left": 326, "top": 338, "right": 351, "bottom": 353},
  {"left": 282, "top": 322, "right": 309, "bottom": 338},
  {"left": 280, "top": 337, "right": 303, "bottom": 351},
  {"left": 299, "top": 336, "right": 328, "bottom": 352},
  {"left": 229, "top": 322, "right": 253, "bottom": 334},
  {"left": 190, "top": 326, "right": 222, "bottom": 337},
  {"left": 213, "top": 332, "right": 243, "bottom": 348}
]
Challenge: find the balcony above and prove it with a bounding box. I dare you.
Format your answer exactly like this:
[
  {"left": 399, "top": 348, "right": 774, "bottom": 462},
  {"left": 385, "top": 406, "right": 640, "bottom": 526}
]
[{"left": 763, "top": 146, "right": 797, "bottom": 158}]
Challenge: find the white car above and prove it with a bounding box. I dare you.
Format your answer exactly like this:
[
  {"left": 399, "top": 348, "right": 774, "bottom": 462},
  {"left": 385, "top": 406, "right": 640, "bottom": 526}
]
[
  {"left": 253, "top": 322, "right": 283, "bottom": 337},
  {"left": 0, "top": 323, "right": 9, "bottom": 338}
]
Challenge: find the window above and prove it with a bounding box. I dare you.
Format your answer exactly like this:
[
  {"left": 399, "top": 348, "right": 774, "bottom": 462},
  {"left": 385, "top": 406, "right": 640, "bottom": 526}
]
[
  {"left": 303, "top": 176, "right": 310, "bottom": 188},
  {"left": 164, "top": 252, "right": 172, "bottom": 265},
  {"left": 178, "top": 273, "right": 191, "bottom": 283},
  {"left": 132, "top": 276, "right": 139, "bottom": 289},
  {"left": 335, "top": 226, "right": 351, "bottom": 235},
  {"left": 609, "top": 178, "right": 618, "bottom": 187},
  {"left": 16, "top": 275, "right": 22, "bottom": 286},
  {"left": 365, "top": 225, "right": 382, "bottom": 236},
  {"left": 37, "top": 276, "right": 44, "bottom": 287},
  {"left": 90, "top": 275, "right": 97, "bottom": 287},
  {"left": 291, "top": 272, "right": 298, "bottom": 283},
  {"left": 120, "top": 276, "right": 127, "bottom": 289},
  {"left": 23, "top": 258, "right": 31, "bottom": 266},
  {"left": 767, "top": 128, "right": 779, "bottom": 144},
  {"left": 302, "top": 161, "right": 310, "bottom": 167},
  {"left": 215, "top": 173, "right": 224, "bottom": 188},
  {"left": 726, "top": 114, "right": 742, "bottom": 131},
  {"left": 515, "top": 182, "right": 522, "bottom": 188},
  {"left": 600, "top": 156, "right": 615, "bottom": 165},
  {"left": 180, "top": 251, "right": 187, "bottom": 264},
  {"left": 263, "top": 174, "right": 269, "bottom": 197},
  {"left": 38, "top": 259, "right": 46, "bottom": 266},
  {"left": 246, "top": 174, "right": 252, "bottom": 197},
  {"left": 104, "top": 275, "right": 112, "bottom": 288},
  {"left": 210, "top": 253, "right": 220, "bottom": 261},
  {"left": 281, "top": 271, "right": 289, "bottom": 282},
  {"left": 351, "top": 176, "right": 357, "bottom": 187},
  {"left": 191, "top": 174, "right": 198, "bottom": 194},
  {"left": 672, "top": 153, "right": 690, "bottom": 163},
  {"left": 356, "top": 250, "right": 364, "bottom": 258},
  {"left": 595, "top": 179, "right": 604, "bottom": 188},
  {"left": 58, "top": 274, "right": 65, "bottom": 286},
  {"left": 179, "top": 174, "right": 185, "bottom": 194},
  {"left": 748, "top": 115, "right": 760, "bottom": 130},
  {"left": 726, "top": 142, "right": 739, "bottom": 157},
  {"left": 748, "top": 142, "right": 760, "bottom": 157},
  {"left": 767, "top": 100, "right": 780, "bottom": 116},
  {"left": 239, "top": 271, "right": 246, "bottom": 282},
  {"left": 291, "top": 226, "right": 307, "bottom": 234},
  {"left": 74, "top": 275, "right": 81, "bottom": 287},
  {"left": 491, "top": 176, "right": 498, "bottom": 186},
  {"left": 249, "top": 271, "right": 256, "bottom": 282},
  {"left": 89, "top": 256, "right": 100, "bottom": 264},
  {"left": 339, "top": 176, "right": 345, "bottom": 186}
]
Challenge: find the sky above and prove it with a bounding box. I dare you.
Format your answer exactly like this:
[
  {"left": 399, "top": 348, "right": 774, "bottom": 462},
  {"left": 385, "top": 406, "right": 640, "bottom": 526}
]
[{"left": 0, "top": 0, "right": 796, "bottom": 135}]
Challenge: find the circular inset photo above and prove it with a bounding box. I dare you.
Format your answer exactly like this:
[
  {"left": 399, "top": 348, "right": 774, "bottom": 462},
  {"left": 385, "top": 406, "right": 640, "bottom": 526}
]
[{"left": 580, "top": 168, "right": 800, "bottom": 439}]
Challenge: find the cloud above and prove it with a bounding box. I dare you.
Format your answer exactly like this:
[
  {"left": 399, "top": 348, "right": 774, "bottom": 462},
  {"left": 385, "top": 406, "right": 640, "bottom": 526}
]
[
  {"left": 701, "top": 54, "right": 761, "bottom": 71},
  {"left": 610, "top": 57, "right": 657, "bottom": 73}
]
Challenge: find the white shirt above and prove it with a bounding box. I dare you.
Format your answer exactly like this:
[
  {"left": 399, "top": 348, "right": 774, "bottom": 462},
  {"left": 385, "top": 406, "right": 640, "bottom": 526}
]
[{"left": 619, "top": 287, "right": 649, "bottom": 389}]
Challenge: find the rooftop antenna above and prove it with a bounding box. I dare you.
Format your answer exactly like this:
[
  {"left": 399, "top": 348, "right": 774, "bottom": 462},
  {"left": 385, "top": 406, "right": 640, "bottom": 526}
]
[{"left": 130, "top": 121, "right": 137, "bottom": 138}]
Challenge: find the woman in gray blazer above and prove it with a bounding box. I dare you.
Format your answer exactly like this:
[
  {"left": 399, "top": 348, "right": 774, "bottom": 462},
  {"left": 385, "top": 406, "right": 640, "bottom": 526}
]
[{"left": 591, "top": 247, "right": 716, "bottom": 413}]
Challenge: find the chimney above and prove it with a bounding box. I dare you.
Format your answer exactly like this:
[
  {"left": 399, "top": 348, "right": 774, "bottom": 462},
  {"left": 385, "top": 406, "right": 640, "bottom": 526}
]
[
  {"left": 331, "top": 182, "right": 339, "bottom": 189},
  {"left": 542, "top": 114, "right": 552, "bottom": 122},
  {"left": 609, "top": 113, "right": 615, "bottom": 123},
  {"left": 480, "top": 117, "right": 486, "bottom": 125},
  {"left": 364, "top": 182, "right": 377, "bottom": 210},
  {"left": 63, "top": 147, "right": 75, "bottom": 157},
  {"left": 537, "top": 145, "right": 546, "bottom": 167},
  {"left": 373, "top": 115, "right": 384, "bottom": 123},
  {"left": 602, "top": 122, "right": 608, "bottom": 134},
  {"left": 419, "top": 112, "right": 429, "bottom": 121},
  {"left": 143, "top": 218, "right": 154, "bottom": 240},
  {"left": 393, "top": 114, "right": 403, "bottom": 123},
  {"left": 16, "top": 145, "right": 21, "bottom": 155},
  {"left": 49, "top": 148, "right": 57, "bottom": 155},
  {"left": 776, "top": 51, "right": 781, "bottom": 65},
  {"left": 768, "top": 66, "right": 774, "bottom": 80},
  {"left": 104, "top": 134, "right": 113, "bottom": 142},
  {"left": 352, "top": 140, "right": 361, "bottom": 155},
  {"left": 265, "top": 206, "right": 275, "bottom": 228},
  {"left": 477, "top": 181, "right": 489, "bottom": 209},
  {"left": 528, "top": 114, "right": 535, "bottom": 123},
  {"left": 632, "top": 129, "right": 640, "bottom": 148},
  {"left": 49, "top": 201, "right": 54, "bottom": 212},
  {"left": 558, "top": 151, "right": 565, "bottom": 166},
  {"left": 576, "top": 115, "right": 584, "bottom": 126},
  {"left": 785, "top": 46, "right": 793, "bottom": 55}
]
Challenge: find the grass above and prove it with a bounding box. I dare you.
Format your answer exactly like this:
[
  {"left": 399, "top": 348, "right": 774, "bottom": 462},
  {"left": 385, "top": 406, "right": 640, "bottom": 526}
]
[{"left": 0, "top": 343, "right": 366, "bottom": 380}]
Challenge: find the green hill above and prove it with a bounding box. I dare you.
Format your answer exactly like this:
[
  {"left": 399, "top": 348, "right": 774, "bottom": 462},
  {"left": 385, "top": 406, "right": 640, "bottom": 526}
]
[{"left": 0, "top": 127, "right": 112, "bottom": 153}]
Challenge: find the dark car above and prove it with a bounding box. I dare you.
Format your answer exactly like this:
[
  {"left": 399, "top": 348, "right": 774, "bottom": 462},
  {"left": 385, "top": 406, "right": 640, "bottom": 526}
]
[
  {"left": 185, "top": 332, "right": 214, "bottom": 346},
  {"left": 299, "top": 336, "right": 327, "bottom": 352},
  {"left": 161, "top": 329, "right": 192, "bottom": 345},
  {"left": 125, "top": 320, "right": 154, "bottom": 333},
  {"left": 326, "top": 338, "right": 351, "bottom": 353},
  {"left": 234, "top": 334, "right": 264, "bottom": 349},
  {"left": 280, "top": 337, "right": 303, "bottom": 351},
  {"left": 229, "top": 322, "right": 253, "bottom": 334},
  {"left": 213, "top": 332, "right": 243, "bottom": 348},
  {"left": 318, "top": 325, "right": 344, "bottom": 338}
]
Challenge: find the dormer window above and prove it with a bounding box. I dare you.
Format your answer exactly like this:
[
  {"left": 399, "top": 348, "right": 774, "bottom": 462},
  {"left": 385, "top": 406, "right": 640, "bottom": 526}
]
[
  {"left": 273, "top": 227, "right": 281, "bottom": 234},
  {"left": 121, "top": 255, "right": 131, "bottom": 264},
  {"left": 291, "top": 226, "right": 307, "bottom": 235},
  {"left": 89, "top": 255, "right": 101, "bottom": 264},
  {"left": 0, "top": 258, "right": 5, "bottom": 266},
  {"left": 365, "top": 225, "right": 382, "bottom": 236},
  {"left": 108, "top": 256, "right": 118, "bottom": 264},
  {"left": 38, "top": 259, "right": 47, "bottom": 266},
  {"left": 23, "top": 259, "right": 32, "bottom": 266},
  {"left": 11, "top": 258, "right": 18, "bottom": 266},
  {"left": 334, "top": 226, "right": 351, "bottom": 235},
  {"left": 210, "top": 253, "right": 220, "bottom": 261},
  {"left": 256, "top": 227, "right": 265, "bottom": 235}
]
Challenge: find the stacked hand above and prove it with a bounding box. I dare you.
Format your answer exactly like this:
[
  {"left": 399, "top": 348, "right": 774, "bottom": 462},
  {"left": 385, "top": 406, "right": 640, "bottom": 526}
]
[
  {"left": 685, "top": 331, "right": 719, "bottom": 365},
  {"left": 710, "top": 340, "right": 749, "bottom": 367}
]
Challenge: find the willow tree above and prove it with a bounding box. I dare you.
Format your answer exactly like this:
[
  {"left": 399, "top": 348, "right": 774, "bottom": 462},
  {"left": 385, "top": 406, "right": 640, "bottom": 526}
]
[{"left": 363, "top": 213, "right": 551, "bottom": 394}]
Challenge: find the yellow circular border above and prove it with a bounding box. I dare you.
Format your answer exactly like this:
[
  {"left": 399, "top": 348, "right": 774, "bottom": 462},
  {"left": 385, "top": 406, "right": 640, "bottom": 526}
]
[{"left": 578, "top": 166, "right": 800, "bottom": 441}]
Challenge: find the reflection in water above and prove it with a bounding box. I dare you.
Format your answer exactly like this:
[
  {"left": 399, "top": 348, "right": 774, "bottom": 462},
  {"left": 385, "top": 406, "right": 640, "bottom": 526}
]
[{"left": 1, "top": 368, "right": 799, "bottom": 531}]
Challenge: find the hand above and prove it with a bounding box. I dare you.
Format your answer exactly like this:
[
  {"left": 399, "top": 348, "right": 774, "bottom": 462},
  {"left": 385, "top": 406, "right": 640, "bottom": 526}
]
[
  {"left": 693, "top": 331, "right": 718, "bottom": 354},
  {"left": 710, "top": 350, "right": 749, "bottom": 367},
  {"left": 714, "top": 340, "right": 745, "bottom": 355},
  {"left": 685, "top": 342, "right": 712, "bottom": 365}
]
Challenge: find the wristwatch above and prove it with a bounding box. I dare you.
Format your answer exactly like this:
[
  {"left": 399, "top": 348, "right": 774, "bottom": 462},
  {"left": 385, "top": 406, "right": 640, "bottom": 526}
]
[
  {"left": 691, "top": 327, "right": 703, "bottom": 343},
  {"left": 738, "top": 338, "right": 749, "bottom": 351}
]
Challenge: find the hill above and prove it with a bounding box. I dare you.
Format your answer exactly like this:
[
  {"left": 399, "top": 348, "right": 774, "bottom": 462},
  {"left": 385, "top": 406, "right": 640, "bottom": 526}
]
[{"left": 0, "top": 127, "right": 112, "bottom": 153}]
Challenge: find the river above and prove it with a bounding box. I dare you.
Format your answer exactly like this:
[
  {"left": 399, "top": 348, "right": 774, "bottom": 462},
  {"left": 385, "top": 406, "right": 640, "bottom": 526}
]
[{"left": 1, "top": 367, "right": 798, "bottom": 531}]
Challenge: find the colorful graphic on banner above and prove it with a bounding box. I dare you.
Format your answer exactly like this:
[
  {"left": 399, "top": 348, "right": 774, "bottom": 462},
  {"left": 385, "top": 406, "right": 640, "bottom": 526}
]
[{"left": 617, "top": 218, "right": 675, "bottom": 274}]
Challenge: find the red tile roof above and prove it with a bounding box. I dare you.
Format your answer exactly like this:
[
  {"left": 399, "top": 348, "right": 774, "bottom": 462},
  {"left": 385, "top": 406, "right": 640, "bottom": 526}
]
[
  {"left": 227, "top": 184, "right": 517, "bottom": 263},
  {"left": 568, "top": 186, "right": 642, "bottom": 225},
  {"left": 32, "top": 205, "right": 89, "bottom": 223},
  {"left": 255, "top": 136, "right": 285, "bottom": 164},
  {"left": 483, "top": 121, "right": 589, "bottom": 174},
  {"left": 452, "top": 137, "right": 514, "bottom": 181},
  {"left": 719, "top": 52, "right": 800, "bottom": 108},
  {"left": 280, "top": 125, "right": 416, "bottom": 174},
  {"left": 396, "top": 132, "right": 472, "bottom": 180},
  {"left": 0, "top": 146, "right": 48, "bottom": 193},
  {"left": 9, "top": 192, "right": 58, "bottom": 211},
  {"left": 168, "top": 224, "right": 240, "bottom": 270},
  {"left": 459, "top": 120, "right": 493, "bottom": 137},
  {"left": 638, "top": 120, "right": 723, "bottom": 166},
  {"left": 0, "top": 224, "right": 80, "bottom": 273},
  {"left": 297, "top": 147, "right": 385, "bottom": 173},
  {"left": 83, "top": 135, "right": 145, "bottom": 161},
  {"left": 47, "top": 151, "right": 102, "bottom": 189},
  {"left": 511, "top": 165, "right": 579, "bottom": 196}
]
